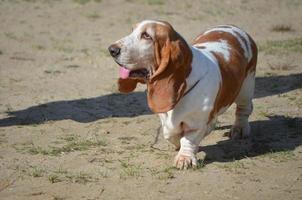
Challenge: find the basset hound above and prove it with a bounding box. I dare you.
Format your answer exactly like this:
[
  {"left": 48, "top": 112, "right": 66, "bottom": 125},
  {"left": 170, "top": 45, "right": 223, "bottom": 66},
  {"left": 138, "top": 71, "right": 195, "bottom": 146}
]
[{"left": 108, "top": 20, "right": 257, "bottom": 169}]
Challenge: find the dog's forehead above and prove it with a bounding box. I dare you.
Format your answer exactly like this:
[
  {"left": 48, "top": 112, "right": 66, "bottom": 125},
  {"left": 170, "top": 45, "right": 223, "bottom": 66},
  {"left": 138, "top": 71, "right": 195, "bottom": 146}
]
[{"left": 133, "top": 20, "right": 168, "bottom": 32}]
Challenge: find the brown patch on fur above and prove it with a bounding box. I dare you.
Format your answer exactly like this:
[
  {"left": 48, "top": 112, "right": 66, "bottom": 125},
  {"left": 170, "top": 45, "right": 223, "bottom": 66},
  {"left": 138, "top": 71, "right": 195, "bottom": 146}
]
[
  {"left": 246, "top": 35, "right": 258, "bottom": 73},
  {"left": 193, "top": 28, "right": 257, "bottom": 123},
  {"left": 118, "top": 78, "right": 145, "bottom": 93},
  {"left": 146, "top": 22, "right": 192, "bottom": 113}
]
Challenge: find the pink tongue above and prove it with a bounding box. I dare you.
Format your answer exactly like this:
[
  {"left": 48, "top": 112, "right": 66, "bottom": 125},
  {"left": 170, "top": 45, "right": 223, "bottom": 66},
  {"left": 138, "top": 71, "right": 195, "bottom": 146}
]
[{"left": 119, "top": 66, "right": 130, "bottom": 79}]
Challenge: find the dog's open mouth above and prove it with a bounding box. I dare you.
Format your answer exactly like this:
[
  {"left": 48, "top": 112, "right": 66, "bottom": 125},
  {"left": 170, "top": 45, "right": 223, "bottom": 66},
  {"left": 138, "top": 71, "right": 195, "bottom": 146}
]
[{"left": 119, "top": 66, "right": 149, "bottom": 79}]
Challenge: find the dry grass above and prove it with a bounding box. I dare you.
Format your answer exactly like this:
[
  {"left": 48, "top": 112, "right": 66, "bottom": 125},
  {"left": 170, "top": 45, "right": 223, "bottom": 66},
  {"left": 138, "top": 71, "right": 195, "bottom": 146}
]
[
  {"left": 259, "top": 38, "right": 302, "bottom": 54},
  {"left": 271, "top": 24, "right": 294, "bottom": 32},
  {"left": 268, "top": 62, "right": 298, "bottom": 71},
  {"left": 13, "top": 135, "right": 107, "bottom": 156}
]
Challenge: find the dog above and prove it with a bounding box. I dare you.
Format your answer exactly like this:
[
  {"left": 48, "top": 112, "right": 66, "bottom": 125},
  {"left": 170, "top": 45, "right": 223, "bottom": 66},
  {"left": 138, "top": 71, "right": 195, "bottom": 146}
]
[{"left": 108, "top": 20, "right": 257, "bottom": 169}]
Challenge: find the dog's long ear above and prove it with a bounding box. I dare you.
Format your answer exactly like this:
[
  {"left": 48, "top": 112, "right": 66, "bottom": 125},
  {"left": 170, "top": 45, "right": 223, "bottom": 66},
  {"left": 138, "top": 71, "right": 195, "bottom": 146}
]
[
  {"left": 118, "top": 78, "right": 145, "bottom": 93},
  {"left": 147, "top": 27, "right": 192, "bottom": 113}
]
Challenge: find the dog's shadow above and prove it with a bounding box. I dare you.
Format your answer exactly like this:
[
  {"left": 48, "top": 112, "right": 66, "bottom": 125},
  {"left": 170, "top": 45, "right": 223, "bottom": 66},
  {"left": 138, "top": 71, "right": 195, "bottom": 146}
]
[
  {"left": 0, "top": 73, "right": 301, "bottom": 163},
  {"left": 200, "top": 115, "right": 302, "bottom": 163},
  {"left": 0, "top": 92, "right": 151, "bottom": 127},
  {"left": 0, "top": 73, "right": 301, "bottom": 127}
]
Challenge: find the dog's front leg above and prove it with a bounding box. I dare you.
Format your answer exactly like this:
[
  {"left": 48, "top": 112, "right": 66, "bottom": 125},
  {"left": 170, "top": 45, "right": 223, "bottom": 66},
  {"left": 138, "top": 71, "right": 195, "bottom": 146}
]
[{"left": 174, "top": 130, "right": 203, "bottom": 170}]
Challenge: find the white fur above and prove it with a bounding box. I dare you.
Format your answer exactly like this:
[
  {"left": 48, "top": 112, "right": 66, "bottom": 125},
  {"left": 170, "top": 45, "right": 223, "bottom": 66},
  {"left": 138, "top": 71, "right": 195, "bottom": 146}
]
[
  {"left": 114, "top": 20, "right": 157, "bottom": 71},
  {"left": 204, "top": 25, "right": 252, "bottom": 61},
  {"left": 159, "top": 46, "right": 223, "bottom": 168},
  {"left": 194, "top": 39, "right": 231, "bottom": 61}
]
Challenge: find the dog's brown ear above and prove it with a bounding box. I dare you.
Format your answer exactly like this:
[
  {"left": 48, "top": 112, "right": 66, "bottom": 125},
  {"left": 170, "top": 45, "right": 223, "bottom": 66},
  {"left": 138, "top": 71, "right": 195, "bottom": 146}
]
[
  {"left": 118, "top": 78, "right": 145, "bottom": 93},
  {"left": 147, "top": 28, "right": 192, "bottom": 113}
]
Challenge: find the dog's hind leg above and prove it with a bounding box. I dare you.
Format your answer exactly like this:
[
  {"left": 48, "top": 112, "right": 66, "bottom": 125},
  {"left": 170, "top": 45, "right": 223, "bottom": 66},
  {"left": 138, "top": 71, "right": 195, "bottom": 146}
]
[{"left": 230, "top": 71, "right": 255, "bottom": 139}]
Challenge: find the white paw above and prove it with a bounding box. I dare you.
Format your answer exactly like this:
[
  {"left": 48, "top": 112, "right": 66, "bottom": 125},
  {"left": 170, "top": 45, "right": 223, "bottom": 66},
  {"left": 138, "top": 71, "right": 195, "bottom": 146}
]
[
  {"left": 230, "top": 124, "right": 250, "bottom": 140},
  {"left": 174, "top": 153, "right": 197, "bottom": 170}
]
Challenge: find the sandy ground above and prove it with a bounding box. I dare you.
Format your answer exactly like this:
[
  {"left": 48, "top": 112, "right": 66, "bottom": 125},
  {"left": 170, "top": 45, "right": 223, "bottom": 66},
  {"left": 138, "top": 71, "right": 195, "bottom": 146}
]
[{"left": 0, "top": 0, "right": 302, "bottom": 199}]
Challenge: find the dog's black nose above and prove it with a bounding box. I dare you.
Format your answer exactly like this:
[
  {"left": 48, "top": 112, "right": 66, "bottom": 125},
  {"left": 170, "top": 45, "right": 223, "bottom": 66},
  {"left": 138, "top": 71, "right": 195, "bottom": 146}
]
[{"left": 108, "top": 44, "right": 121, "bottom": 58}]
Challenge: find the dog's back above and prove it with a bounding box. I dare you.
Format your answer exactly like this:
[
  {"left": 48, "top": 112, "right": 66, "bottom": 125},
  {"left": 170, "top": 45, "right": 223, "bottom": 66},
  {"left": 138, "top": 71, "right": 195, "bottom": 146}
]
[{"left": 192, "top": 25, "right": 258, "bottom": 139}]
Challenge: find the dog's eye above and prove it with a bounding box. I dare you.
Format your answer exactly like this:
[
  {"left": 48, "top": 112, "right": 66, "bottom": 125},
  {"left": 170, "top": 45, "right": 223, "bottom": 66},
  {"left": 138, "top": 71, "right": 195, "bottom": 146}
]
[{"left": 141, "top": 32, "right": 152, "bottom": 40}]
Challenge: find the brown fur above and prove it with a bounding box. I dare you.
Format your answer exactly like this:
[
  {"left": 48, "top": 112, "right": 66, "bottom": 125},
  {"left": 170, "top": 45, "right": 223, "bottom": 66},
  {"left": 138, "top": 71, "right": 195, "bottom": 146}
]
[
  {"left": 118, "top": 78, "right": 145, "bottom": 93},
  {"left": 193, "top": 29, "right": 258, "bottom": 123},
  {"left": 147, "top": 22, "right": 192, "bottom": 113}
]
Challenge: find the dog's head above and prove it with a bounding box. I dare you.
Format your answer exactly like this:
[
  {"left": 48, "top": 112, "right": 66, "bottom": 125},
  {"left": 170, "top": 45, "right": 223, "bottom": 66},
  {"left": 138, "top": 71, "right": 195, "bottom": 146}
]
[{"left": 108, "top": 20, "right": 192, "bottom": 113}]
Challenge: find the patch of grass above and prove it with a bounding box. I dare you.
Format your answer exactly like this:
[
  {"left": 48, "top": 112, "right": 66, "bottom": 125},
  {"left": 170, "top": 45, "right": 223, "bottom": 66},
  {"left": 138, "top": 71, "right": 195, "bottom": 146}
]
[
  {"left": 119, "top": 160, "right": 142, "bottom": 179},
  {"left": 50, "top": 168, "right": 99, "bottom": 184},
  {"left": 86, "top": 12, "right": 101, "bottom": 19},
  {"left": 13, "top": 136, "right": 107, "bottom": 156},
  {"left": 146, "top": 0, "right": 164, "bottom": 5},
  {"left": 55, "top": 46, "right": 73, "bottom": 54},
  {"left": 66, "top": 172, "right": 95, "bottom": 184},
  {"left": 118, "top": 136, "right": 137, "bottom": 145},
  {"left": 4, "top": 32, "right": 18, "bottom": 40},
  {"left": 268, "top": 62, "right": 297, "bottom": 71},
  {"left": 217, "top": 160, "right": 248, "bottom": 171},
  {"left": 157, "top": 167, "right": 175, "bottom": 180},
  {"left": 124, "top": 144, "right": 147, "bottom": 152},
  {"left": 32, "top": 44, "right": 46, "bottom": 51},
  {"left": 73, "top": 0, "right": 102, "bottom": 5},
  {"left": 73, "top": 0, "right": 90, "bottom": 4},
  {"left": 0, "top": 50, "right": 3, "bottom": 55},
  {"left": 65, "top": 64, "right": 80, "bottom": 69},
  {"left": 259, "top": 38, "right": 302, "bottom": 54},
  {"left": 44, "top": 70, "right": 62, "bottom": 75},
  {"left": 265, "top": 150, "right": 296, "bottom": 163},
  {"left": 53, "top": 168, "right": 68, "bottom": 175},
  {"left": 30, "top": 166, "right": 44, "bottom": 177},
  {"left": 271, "top": 24, "right": 293, "bottom": 32},
  {"left": 48, "top": 174, "right": 62, "bottom": 183}
]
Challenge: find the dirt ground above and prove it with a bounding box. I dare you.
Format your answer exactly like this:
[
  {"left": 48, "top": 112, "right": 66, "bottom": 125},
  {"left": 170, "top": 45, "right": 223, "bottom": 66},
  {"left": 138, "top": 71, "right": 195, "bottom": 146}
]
[{"left": 0, "top": 0, "right": 302, "bottom": 199}]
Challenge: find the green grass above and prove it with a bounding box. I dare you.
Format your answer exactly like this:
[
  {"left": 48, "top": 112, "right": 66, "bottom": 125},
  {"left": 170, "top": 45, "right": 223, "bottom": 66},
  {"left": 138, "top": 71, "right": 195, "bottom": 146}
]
[
  {"left": 73, "top": 0, "right": 90, "bottom": 4},
  {"left": 27, "top": 165, "right": 98, "bottom": 184},
  {"left": 146, "top": 0, "right": 164, "bottom": 5},
  {"left": 4, "top": 32, "right": 18, "bottom": 40},
  {"left": 54, "top": 46, "right": 73, "bottom": 53},
  {"left": 259, "top": 38, "right": 302, "bottom": 54},
  {"left": 13, "top": 136, "right": 107, "bottom": 156},
  {"left": 30, "top": 166, "right": 45, "bottom": 177},
  {"left": 44, "top": 70, "right": 62, "bottom": 75},
  {"left": 66, "top": 172, "right": 95, "bottom": 184},
  {"left": 157, "top": 167, "right": 175, "bottom": 180},
  {"left": 265, "top": 150, "right": 296, "bottom": 163},
  {"left": 86, "top": 12, "right": 101, "bottom": 19},
  {"left": 73, "top": 0, "right": 102, "bottom": 4},
  {"left": 217, "top": 160, "right": 248, "bottom": 171},
  {"left": 48, "top": 174, "right": 62, "bottom": 183},
  {"left": 32, "top": 44, "right": 46, "bottom": 50},
  {"left": 119, "top": 160, "right": 142, "bottom": 179}
]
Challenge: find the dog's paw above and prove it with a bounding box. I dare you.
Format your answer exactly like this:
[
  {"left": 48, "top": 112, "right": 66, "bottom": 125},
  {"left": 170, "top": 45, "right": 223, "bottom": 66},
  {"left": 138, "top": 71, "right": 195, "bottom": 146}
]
[
  {"left": 230, "top": 124, "right": 250, "bottom": 140},
  {"left": 174, "top": 153, "right": 197, "bottom": 170}
]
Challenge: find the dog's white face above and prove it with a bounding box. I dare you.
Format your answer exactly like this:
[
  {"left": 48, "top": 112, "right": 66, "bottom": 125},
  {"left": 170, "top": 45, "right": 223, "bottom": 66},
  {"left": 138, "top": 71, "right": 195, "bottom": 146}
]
[{"left": 108, "top": 20, "right": 169, "bottom": 79}]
